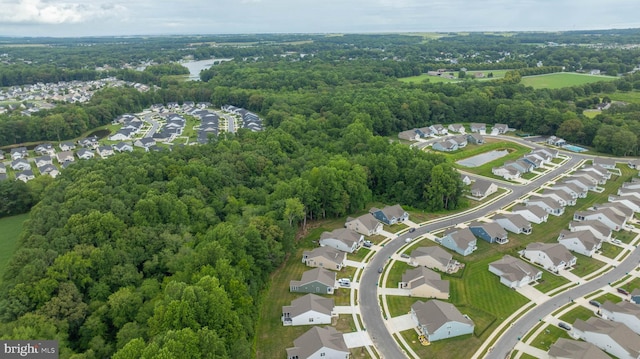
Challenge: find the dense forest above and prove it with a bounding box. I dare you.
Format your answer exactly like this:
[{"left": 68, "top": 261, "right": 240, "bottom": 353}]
[{"left": 3, "top": 30, "right": 640, "bottom": 357}]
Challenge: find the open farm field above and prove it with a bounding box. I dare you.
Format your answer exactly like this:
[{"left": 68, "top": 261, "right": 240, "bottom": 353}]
[{"left": 520, "top": 73, "right": 617, "bottom": 89}]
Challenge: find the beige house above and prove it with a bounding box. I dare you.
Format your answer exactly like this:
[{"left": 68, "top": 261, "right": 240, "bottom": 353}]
[
  {"left": 302, "top": 247, "right": 346, "bottom": 271},
  {"left": 409, "top": 246, "right": 460, "bottom": 273},
  {"left": 399, "top": 267, "right": 449, "bottom": 299},
  {"left": 345, "top": 213, "right": 383, "bottom": 236}
]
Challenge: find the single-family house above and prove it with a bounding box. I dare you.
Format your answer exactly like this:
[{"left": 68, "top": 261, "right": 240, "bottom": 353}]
[
  {"left": 593, "top": 157, "right": 617, "bottom": 169},
  {"left": 415, "top": 127, "right": 433, "bottom": 138},
  {"left": 557, "top": 230, "right": 602, "bottom": 257},
  {"left": 10, "top": 147, "right": 28, "bottom": 160},
  {"left": 56, "top": 151, "right": 74, "bottom": 164},
  {"left": 282, "top": 294, "right": 336, "bottom": 326},
  {"left": 547, "top": 136, "right": 567, "bottom": 147},
  {"left": 409, "top": 246, "right": 459, "bottom": 273},
  {"left": 511, "top": 204, "right": 549, "bottom": 224},
  {"left": 286, "top": 326, "right": 349, "bottom": 359},
  {"left": 109, "top": 128, "right": 134, "bottom": 141},
  {"left": 15, "top": 170, "right": 35, "bottom": 182},
  {"left": 471, "top": 179, "right": 498, "bottom": 198},
  {"left": 493, "top": 213, "right": 532, "bottom": 235},
  {"left": 345, "top": 213, "right": 382, "bottom": 236},
  {"left": 548, "top": 338, "right": 610, "bottom": 359},
  {"left": 552, "top": 182, "right": 587, "bottom": 199},
  {"left": 34, "top": 143, "right": 55, "bottom": 156},
  {"left": 608, "top": 195, "right": 640, "bottom": 213},
  {"left": 569, "top": 220, "right": 612, "bottom": 242},
  {"left": 563, "top": 177, "right": 598, "bottom": 192},
  {"left": 429, "top": 124, "right": 448, "bottom": 135},
  {"left": 448, "top": 124, "right": 465, "bottom": 134},
  {"left": 572, "top": 317, "right": 640, "bottom": 359},
  {"left": 573, "top": 208, "right": 626, "bottom": 231},
  {"left": 432, "top": 139, "right": 459, "bottom": 152},
  {"left": 541, "top": 189, "right": 575, "bottom": 206},
  {"left": 622, "top": 179, "right": 640, "bottom": 190},
  {"left": 410, "top": 300, "right": 474, "bottom": 342},
  {"left": 489, "top": 255, "right": 542, "bottom": 288},
  {"left": 492, "top": 123, "right": 509, "bottom": 134},
  {"left": 440, "top": 227, "right": 477, "bottom": 256},
  {"left": 114, "top": 142, "right": 134, "bottom": 153},
  {"left": 290, "top": 268, "right": 336, "bottom": 295},
  {"left": 601, "top": 301, "right": 640, "bottom": 335},
  {"left": 504, "top": 159, "right": 534, "bottom": 174},
  {"left": 97, "top": 145, "right": 114, "bottom": 158},
  {"left": 78, "top": 136, "right": 99, "bottom": 149},
  {"left": 399, "top": 267, "right": 450, "bottom": 299},
  {"left": 593, "top": 203, "right": 634, "bottom": 221},
  {"left": 628, "top": 160, "right": 640, "bottom": 170},
  {"left": 38, "top": 164, "right": 60, "bottom": 178},
  {"left": 59, "top": 141, "right": 76, "bottom": 152},
  {"left": 319, "top": 228, "right": 363, "bottom": 254},
  {"left": 572, "top": 171, "right": 606, "bottom": 186},
  {"left": 0, "top": 163, "right": 6, "bottom": 174},
  {"left": 582, "top": 165, "right": 612, "bottom": 180},
  {"left": 398, "top": 130, "right": 420, "bottom": 141},
  {"left": 526, "top": 197, "right": 565, "bottom": 216},
  {"left": 466, "top": 133, "right": 485, "bottom": 145},
  {"left": 76, "top": 148, "right": 95, "bottom": 160},
  {"left": 370, "top": 205, "right": 409, "bottom": 225},
  {"left": 452, "top": 135, "right": 468, "bottom": 148},
  {"left": 470, "top": 123, "right": 486, "bottom": 134},
  {"left": 618, "top": 188, "right": 640, "bottom": 201},
  {"left": 522, "top": 155, "right": 544, "bottom": 169},
  {"left": 302, "top": 247, "right": 346, "bottom": 271},
  {"left": 34, "top": 156, "right": 52, "bottom": 168},
  {"left": 10, "top": 159, "right": 31, "bottom": 171},
  {"left": 492, "top": 166, "right": 520, "bottom": 181},
  {"left": 521, "top": 243, "right": 576, "bottom": 272},
  {"left": 469, "top": 221, "right": 508, "bottom": 244},
  {"left": 134, "top": 137, "right": 156, "bottom": 150},
  {"left": 531, "top": 148, "right": 558, "bottom": 161}
]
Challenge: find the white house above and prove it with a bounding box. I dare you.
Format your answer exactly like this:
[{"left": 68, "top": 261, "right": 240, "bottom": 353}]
[
  {"left": 526, "top": 197, "right": 565, "bottom": 216},
  {"left": 492, "top": 166, "right": 521, "bottom": 181},
  {"left": 569, "top": 220, "right": 612, "bottom": 242},
  {"left": 521, "top": 242, "right": 576, "bottom": 273},
  {"left": 286, "top": 326, "right": 349, "bottom": 359},
  {"left": 471, "top": 180, "right": 498, "bottom": 198},
  {"left": 511, "top": 205, "right": 549, "bottom": 224},
  {"left": 489, "top": 255, "right": 542, "bottom": 288},
  {"left": 573, "top": 208, "right": 626, "bottom": 231},
  {"left": 601, "top": 301, "right": 640, "bottom": 335},
  {"left": 549, "top": 338, "right": 610, "bottom": 359},
  {"left": 399, "top": 267, "right": 450, "bottom": 299},
  {"left": 493, "top": 213, "right": 532, "bottom": 235},
  {"left": 541, "top": 189, "right": 576, "bottom": 206},
  {"left": 552, "top": 182, "right": 587, "bottom": 199},
  {"left": 608, "top": 195, "right": 640, "bottom": 213},
  {"left": 572, "top": 317, "right": 640, "bottom": 359},
  {"left": 282, "top": 294, "right": 336, "bottom": 326},
  {"left": 319, "top": 228, "right": 364, "bottom": 254},
  {"left": 593, "top": 157, "right": 617, "bottom": 169},
  {"left": 557, "top": 230, "right": 602, "bottom": 257}
]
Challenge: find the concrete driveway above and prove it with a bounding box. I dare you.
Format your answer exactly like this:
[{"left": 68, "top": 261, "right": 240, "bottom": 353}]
[
  {"left": 387, "top": 314, "right": 416, "bottom": 333},
  {"left": 343, "top": 331, "right": 373, "bottom": 348}
]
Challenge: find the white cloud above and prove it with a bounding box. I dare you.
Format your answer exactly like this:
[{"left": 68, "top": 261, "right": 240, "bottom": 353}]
[{"left": 0, "top": 0, "right": 127, "bottom": 24}]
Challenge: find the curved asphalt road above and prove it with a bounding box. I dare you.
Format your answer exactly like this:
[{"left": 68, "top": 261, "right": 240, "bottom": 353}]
[{"left": 359, "top": 139, "right": 628, "bottom": 359}]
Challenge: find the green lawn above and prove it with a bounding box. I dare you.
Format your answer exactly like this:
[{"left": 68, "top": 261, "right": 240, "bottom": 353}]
[
  {"left": 530, "top": 325, "right": 571, "bottom": 351},
  {"left": 0, "top": 213, "right": 29, "bottom": 281},
  {"left": 520, "top": 73, "right": 618, "bottom": 89},
  {"left": 571, "top": 253, "right": 605, "bottom": 278},
  {"left": 614, "top": 230, "right": 637, "bottom": 244},
  {"left": 448, "top": 140, "right": 532, "bottom": 178},
  {"left": 600, "top": 242, "right": 624, "bottom": 259},
  {"left": 608, "top": 90, "right": 640, "bottom": 104},
  {"left": 535, "top": 273, "right": 571, "bottom": 293},
  {"left": 398, "top": 73, "right": 460, "bottom": 84},
  {"left": 386, "top": 261, "right": 414, "bottom": 289},
  {"left": 559, "top": 306, "right": 596, "bottom": 324},
  {"left": 592, "top": 292, "right": 622, "bottom": 304},
  {"left": 386, "top": 296, "right": 416, "bottom": 318}
]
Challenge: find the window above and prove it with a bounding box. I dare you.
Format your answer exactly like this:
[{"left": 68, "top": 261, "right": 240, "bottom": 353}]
[
  {"left": 320, "top": 353, "right": 325, "bottom": 357},
  {"left": 309, "top": 318, "right": 314, "bottom": 322}
]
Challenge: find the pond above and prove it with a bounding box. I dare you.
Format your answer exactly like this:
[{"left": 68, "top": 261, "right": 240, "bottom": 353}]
[
  {"left": 456, "top": 149, "right": 510, "bottom": 167},
  {"left": 181, "top": 58, "right": 233, "bottom": 81},
  {"left": 86, "top": 129, "right": 111, "bottom": 139}
]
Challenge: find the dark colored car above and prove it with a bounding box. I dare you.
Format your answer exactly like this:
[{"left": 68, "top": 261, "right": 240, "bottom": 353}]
[
  {"left": 618, "top": 288, "right": 630, "bottom": 296},
  {"left": 377, "top": 267, "right": 383, "bottom": 274},
  {"left": 409, "top": 228, "right": 416, "bottom": 233},
  {"left": 558, "top": 322, "right": 571, "bottom": 331},
  {"left": 589, "top": 300, "right": 601, "bottom": 307},
  {"left": 400, "top": 253, "right": 410, "bottom": 259}
]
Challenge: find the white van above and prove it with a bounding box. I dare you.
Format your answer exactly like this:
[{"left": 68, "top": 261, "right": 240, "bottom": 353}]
[{"left": 338, "top": 278, "right": 351, "bottom": 287}]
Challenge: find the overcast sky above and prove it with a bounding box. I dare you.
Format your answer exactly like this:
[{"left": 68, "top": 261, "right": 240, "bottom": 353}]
[{"left": 1, "top": 0, "right": 640, "bottom": 37}]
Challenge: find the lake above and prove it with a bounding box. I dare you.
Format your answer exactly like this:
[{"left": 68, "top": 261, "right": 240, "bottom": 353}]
[{"left": 181, "top": 58, "right": 233, "bottom": 81}]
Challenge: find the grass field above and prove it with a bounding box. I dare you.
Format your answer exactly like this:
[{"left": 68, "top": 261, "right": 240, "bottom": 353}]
[
  {"left": 398, "top": 73, "right": 460, "bottom": 84},
  {"left": 0, "top": 213, "right": 28, "bottom": 281},
  {"left": 608, "top": 90, "right": 640, "bottom": 104},
  {"left": 520, "top": 73, "right": 618, "bottom": 89},
  {"left": 398, "top": 69, "right": 511, "bottom": 84},
  {"left": 530, "top": 325, "right": 571, "bottom": 351},
  {"left": 559, "top": 306, "right": 596, "bottom": 324},
  {"left": 446, "top": 139, "right": 532, "bottom": 178}
]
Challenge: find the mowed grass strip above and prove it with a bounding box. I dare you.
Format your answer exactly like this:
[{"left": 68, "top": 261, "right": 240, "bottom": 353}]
[
  {"left": 520, "top": 72, "right": 618, "bottom": 89},
  {"left": 0, "top": 213, "right": 29, "bottom": 281}
]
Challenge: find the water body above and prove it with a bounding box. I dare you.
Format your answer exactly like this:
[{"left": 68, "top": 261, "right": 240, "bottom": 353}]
[
  {"left": 181, "top": 59, "right": 233, "bottom": 81},
  {"left": 456, "top": 149, "right": 510, "bottom": 167}
]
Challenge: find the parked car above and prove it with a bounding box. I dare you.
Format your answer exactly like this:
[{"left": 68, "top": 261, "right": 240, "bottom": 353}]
[
  {"left": 363, "top": 241, "right": 373, "bottom": 248},
  {"left": 612, "top": 239, "right": 622, "bottom": 245},
  {"left": 617, "top": 288, "right": 630, "bottom": 296},
  {"left": 377, "top": 267, "right": 383, "bottom": 274},
  {"left": 400, "top": 253, "right": 410, "bottom": 259},
  {"left": 338, "top": 278, "right": 351, "bottom": 287},
  {"left": 588, "top": 300, "right": 601, "bottom": 307},
  {"left": 409, "top": 228, "right": 416, "bottom": 233},
  {"left": 558, "top": 322, "right": 571, "bottom": 331}
]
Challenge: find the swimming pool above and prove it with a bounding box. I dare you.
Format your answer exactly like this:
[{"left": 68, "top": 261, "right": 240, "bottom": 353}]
[{"left": 562, "top": 144, "right": 588, "bottom": 153}]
